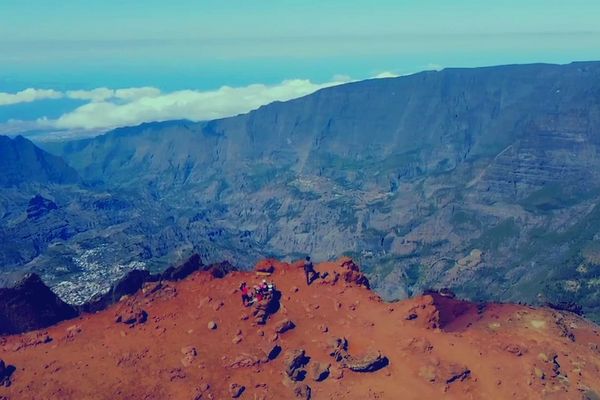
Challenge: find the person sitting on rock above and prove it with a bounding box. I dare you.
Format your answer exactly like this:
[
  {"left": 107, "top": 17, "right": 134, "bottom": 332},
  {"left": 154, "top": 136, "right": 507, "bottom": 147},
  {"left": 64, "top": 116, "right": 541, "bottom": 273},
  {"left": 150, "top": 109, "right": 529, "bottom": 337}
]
[
  {"left": 260, "top": 279, "right": 268, "bottom": 293},
  {"left": 254, "top": 285, "right": 264, "bottom": 302},
  {"left": 304, "top": 256, "right": 318, "bottom": 285},
  {"left": 240, "top": 282, "right": 252, "bottom": 306}
]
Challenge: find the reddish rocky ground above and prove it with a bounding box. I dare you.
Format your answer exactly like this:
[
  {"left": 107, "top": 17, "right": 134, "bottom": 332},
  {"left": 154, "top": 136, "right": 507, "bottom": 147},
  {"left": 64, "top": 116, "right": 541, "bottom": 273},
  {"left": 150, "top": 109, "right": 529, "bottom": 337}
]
[{"left": 1, "top": 258, "right": 600, "bottom": 399}]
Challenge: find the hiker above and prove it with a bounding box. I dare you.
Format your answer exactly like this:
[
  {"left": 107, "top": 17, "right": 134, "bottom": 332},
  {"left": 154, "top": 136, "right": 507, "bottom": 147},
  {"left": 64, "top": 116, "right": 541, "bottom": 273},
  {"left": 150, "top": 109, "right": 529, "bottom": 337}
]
[
  {"left": 254, "top": 285, "right": 264, "bottom": 302},
  {"left": 240, "top": 282, "right": 252, "bottom": 306},
  {"left": 303, "top": 256, "right": 317, "bottom": 285}
]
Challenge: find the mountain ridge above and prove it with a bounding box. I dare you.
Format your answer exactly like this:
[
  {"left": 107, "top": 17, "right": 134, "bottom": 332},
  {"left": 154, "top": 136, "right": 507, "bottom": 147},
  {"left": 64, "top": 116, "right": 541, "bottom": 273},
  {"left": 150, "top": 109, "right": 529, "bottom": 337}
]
[{"left": 4, "top": 61, "right": 600, "bottom": 323}]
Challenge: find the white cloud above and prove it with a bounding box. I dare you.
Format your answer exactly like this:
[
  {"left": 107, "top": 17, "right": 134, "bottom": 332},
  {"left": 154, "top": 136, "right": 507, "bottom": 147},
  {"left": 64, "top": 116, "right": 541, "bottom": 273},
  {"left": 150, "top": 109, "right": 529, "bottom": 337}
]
[
  {"left": 373, "top": 71, "right": 400, "bottom": 79},
  {"left": 66, "top": 88, "right": 114, "bottom": 102},
  {"left": 0, "top": 88, "right": 63, "bottom": 106},
  {"left": 65, "top": 87, "right": 161, "bottom": 103},
  {"left": 114, "top": 87, "right": 161, "bottom": 101},
  {"left": 2, "top": 71, "right": 409, "bottom": 136},
  {"left": 43, "top": 78, "right": 348, "bottom": 131},
  {"left": 423, "top": 63, "right": 444, "bottom": 71}
]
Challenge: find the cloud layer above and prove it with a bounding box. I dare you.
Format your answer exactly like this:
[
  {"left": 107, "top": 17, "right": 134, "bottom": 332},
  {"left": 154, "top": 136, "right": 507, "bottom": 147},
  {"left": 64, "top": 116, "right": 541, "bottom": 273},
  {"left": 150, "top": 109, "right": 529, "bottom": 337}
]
[
  {"left": 0, "top": 88, "right": 63, "bottom": 106},
  {"left": 1, "top": 72, "right": 401, "bottom": 136}
]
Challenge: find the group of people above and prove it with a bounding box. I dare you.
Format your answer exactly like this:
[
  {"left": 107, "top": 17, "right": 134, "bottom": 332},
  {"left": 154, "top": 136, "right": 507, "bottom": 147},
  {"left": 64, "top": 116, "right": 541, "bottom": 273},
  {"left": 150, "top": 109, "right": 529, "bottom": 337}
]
[
  {"left": 240, "top": 279, "right": 275, "bottom": 306},
  {"left": 239, "top": 256, "right": 319, "bottom": 307}
]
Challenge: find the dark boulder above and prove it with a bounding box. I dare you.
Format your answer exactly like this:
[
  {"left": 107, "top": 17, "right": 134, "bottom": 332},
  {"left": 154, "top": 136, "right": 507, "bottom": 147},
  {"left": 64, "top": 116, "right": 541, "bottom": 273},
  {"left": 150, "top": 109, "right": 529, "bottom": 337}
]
[
  {"left": 0, "top": 273, "right": 78, "bottom": 335},
  {"left": 161, "top": 254, "right": 203, "bottom": 281},
  {"left": 285, "top": 349, "right": 310, "bottom": 381},
  {"left": 229, "top": 383, "right": 245, "bottom": 398},
  {"left": 0, "top": 359, "right": 16, "bottom": 387},
  {"left": 253, "top": 290, "right": 281, "bottom": 325},
  {"left": 343, "top": 351, "right": 389, "bottom": 372},
  {"left": 444, "top": 364, "right": 471, "bottom": 384},
  {"left": 275, "top": 319, "right": 296, "bottom": 334},
  {"left": 310, "top": 362, "right": 330, "bottom": 382},
  {"left": 262, "top": 343, "right": 282, "bottom": 361}
]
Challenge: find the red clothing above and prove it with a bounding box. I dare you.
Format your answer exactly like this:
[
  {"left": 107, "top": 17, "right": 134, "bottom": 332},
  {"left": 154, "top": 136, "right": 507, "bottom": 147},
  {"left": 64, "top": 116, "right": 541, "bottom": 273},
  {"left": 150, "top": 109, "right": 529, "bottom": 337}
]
[{"left": 241, "top": 286, "right": 249, "bottom": 296}]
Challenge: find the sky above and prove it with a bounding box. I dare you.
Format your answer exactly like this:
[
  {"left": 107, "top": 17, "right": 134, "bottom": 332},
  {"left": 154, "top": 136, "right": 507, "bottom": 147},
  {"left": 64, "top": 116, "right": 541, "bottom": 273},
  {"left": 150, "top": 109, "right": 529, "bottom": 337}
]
[{"left": 1, "top": 0, "right": 599, "bottom": 139}]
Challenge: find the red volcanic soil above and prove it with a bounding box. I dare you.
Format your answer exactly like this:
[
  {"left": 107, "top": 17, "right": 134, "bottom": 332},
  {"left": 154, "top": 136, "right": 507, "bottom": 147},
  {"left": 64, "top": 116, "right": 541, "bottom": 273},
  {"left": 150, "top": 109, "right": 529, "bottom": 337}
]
[{"left": 1, "top": 258, "right": 600, "bottom": 400}]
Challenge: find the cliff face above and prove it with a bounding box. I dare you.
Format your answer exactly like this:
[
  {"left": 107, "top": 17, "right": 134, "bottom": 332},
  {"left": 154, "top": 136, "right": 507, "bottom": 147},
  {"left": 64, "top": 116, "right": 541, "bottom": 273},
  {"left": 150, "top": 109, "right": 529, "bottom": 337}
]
[{"left": 1, "top": 259, "right": 599, "bottom": 399}]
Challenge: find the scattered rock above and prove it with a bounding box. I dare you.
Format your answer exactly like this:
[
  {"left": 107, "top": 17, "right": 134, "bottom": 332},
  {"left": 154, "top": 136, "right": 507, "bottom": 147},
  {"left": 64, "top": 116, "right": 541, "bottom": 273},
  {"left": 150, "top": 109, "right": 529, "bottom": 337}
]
[
  {"left": 292, "top": 383, "right": 312, "bottom": 399},
  {"left": 115, "top": 303, "right": 148, "bottom": 326},
  {"left": 232, "top": 335, "right": 243, "bottom": 344},
  {"left": 11, "top": 332, "right": 53, "bottom": 351},
  {"left": 504, "top": 344, "right": 526, "bottom": 356},
  {"left": 328, "top": 337, "right": 349, "bottom": 362},
  {"left": 180, "top": 346, "right": 198, "bottom": 367},
  {"left": 344, "top": 351, "right": 389, "bottom": 373},
  {"left": 534, "top": 367, "right": 545, "bottom": 380},
  {"left": 405, "top": 313, "right": 418, "bottom": 321},
  {"left": 310, "top": 362, "right": 330, "bottom": 382},
  {"left": 168, "top": 368, "right": 186, "bottom": 381},
  {"left": 229, "top": 383, "right": 245, "bottom": 398},
  {"left": 262, "top": 343, "right": 282, "bottom": 361},
  {"left": 65, "top": 324, "right": 82, "bottom": 340},
  {"left": 444, "top": 364, "right": 471, "bottom": 384},
  {"left": 318, "top": 324, "right": 328, "bottom": 333},
  {"left": 339, "top": 258, "right": 370, "bottom": 289},
  {"left": 207, "top": 321, "right": 217, "bottom": 330},
  {"left": 285, "top": 349, "right": 310, "bottom": 381},
  {"left": 0, "top": 360, "right": 16, "bottom": 387},
  {"left": 551, "top": 354, "right": 561, "bottom": 377},
  {"left": 192, "top": 382, "right": 211, "bottom": 400},
  {"left": 228, "top": 353, "right": 262, "bottom": 369},
  {"left": 275, "top": 319, "right": 296, "bottom": 334}
]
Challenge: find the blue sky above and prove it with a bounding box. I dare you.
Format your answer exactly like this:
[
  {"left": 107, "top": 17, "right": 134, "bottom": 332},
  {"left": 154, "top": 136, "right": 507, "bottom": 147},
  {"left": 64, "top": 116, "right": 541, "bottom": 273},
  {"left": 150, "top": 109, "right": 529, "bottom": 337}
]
[{"left": 1, "top": 0, "right": 599, "bottom": 138}]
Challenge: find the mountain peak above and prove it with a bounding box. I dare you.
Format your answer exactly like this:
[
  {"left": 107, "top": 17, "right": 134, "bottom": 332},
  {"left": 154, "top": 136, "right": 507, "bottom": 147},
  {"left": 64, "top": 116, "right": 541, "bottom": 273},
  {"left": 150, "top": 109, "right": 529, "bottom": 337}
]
[
  {"left": 0, "top": 135, "right": 80, "bottom": 188},
  {"left": 1, "top": 258, "right": 599, "bottom": 399}
]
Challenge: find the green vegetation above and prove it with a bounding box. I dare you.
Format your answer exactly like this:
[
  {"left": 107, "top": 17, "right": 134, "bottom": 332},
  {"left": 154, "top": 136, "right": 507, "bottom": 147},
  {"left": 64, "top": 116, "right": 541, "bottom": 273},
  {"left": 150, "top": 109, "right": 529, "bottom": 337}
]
[
  {"left": 520, "top": 183, "right": 598, "bottom": 213},
  {"left": 450, "top": 209, "right": 482, "bottom": 229},
  {"left": 471, "top": 218, "right": 518, "bottom": 251}
]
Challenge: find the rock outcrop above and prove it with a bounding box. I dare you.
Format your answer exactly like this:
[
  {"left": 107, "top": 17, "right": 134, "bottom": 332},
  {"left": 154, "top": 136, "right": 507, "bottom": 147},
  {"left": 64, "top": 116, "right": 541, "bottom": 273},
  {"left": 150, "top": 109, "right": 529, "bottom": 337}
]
[
  {"left": 328, "top": 337, "right": 389, "bottom": 372},
  {"left": 26, "top": 195, "right": 58, "bottom": 220},
  {"left": 114, "top": 302, "right": 148, "bottom": 326},
  {"left": 0, "top": 274, "right": 78, "bottom": 335}
]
